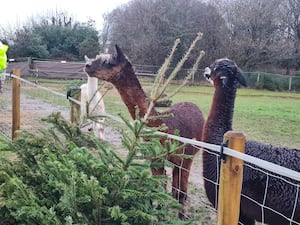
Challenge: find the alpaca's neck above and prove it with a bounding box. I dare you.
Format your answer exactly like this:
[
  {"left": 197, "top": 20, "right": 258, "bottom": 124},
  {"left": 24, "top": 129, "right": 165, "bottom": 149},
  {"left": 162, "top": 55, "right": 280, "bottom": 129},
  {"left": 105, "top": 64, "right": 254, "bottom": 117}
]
[
  {"left": 202, "top": 85, "right": 237, "bottom": 208},
  {"left": 202, "top": 86, "right": 237, "bottom": 145},
  {"left": 112, "top": 63, "right": 160, "bottom": 126},
  {"left": 87, "top": 76, "right": 98, "bottom": 98}
]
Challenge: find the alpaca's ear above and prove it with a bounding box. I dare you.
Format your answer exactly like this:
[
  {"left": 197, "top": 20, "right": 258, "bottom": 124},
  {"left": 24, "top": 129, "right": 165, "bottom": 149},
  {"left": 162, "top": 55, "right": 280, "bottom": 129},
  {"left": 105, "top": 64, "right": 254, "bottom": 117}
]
[
  {"left": 84, "top": 55, "right": 90, "bottom": 62},
  {"left": 237, "top": 69, "right": 247, "bottom": 87},
  {"left": 114, "top": 45, "right": 126, "bottom": 62}
]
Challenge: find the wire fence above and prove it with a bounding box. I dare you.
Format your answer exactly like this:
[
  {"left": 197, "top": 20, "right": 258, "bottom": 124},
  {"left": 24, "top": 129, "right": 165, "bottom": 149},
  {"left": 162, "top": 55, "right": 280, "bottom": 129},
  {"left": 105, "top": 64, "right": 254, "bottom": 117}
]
[
  {"left": 1, "top": 72, "right": 300, "bottom": 224},
  {"left": 241, "top": 162, "right": 300, "bottom": 224},
  {"left": 133, "top": 64, "right": 300, "bottom": 91},
  {"left": 5, "top": 59, "right": 300, "bottom": 91},
  {"left": 243, "top": 71, "right": 300, "bottom": 91}
]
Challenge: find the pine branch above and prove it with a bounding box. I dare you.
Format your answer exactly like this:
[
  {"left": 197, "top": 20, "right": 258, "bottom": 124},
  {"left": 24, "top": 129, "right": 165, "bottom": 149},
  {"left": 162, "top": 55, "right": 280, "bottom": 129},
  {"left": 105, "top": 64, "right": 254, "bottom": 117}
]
[
  {"left": 157, "top": 32, "right": 203, "bottom": 100},
  {"left": 144, "top": 32, "right": 204, "bottom": 122},
  {"left": 167, "top": 49, "right": 205, "bottom": 99},
  {"left": 151, "top": 38, "right": 181, "bottom": 100}
]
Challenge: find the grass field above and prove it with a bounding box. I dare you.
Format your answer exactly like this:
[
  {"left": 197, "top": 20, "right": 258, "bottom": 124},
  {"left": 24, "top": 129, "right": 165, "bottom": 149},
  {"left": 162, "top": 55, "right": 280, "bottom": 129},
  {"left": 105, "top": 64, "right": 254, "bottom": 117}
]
[
  {"left": 168, "top": 84, "right": 300, "bottom": 148},
  {"left": 1, "top": 78, "right": 300, "bottom": 149}
]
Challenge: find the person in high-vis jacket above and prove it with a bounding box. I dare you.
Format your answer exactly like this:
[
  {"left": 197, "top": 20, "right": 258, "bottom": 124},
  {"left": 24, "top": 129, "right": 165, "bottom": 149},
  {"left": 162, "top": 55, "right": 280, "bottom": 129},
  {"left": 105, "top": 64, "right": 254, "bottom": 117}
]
[{"left": 0, "top": 39, "right": 9, "bottom": 92}]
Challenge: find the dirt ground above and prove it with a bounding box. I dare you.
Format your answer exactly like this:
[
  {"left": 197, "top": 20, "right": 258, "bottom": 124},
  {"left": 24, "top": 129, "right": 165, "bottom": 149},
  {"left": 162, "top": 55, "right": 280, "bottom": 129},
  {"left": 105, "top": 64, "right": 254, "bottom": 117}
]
[
  {"left": 0, "top": 84, "right": 216, "bottom": 224},
  {"left": 0, "top": 85, "right": 122, "bottom": 145}
]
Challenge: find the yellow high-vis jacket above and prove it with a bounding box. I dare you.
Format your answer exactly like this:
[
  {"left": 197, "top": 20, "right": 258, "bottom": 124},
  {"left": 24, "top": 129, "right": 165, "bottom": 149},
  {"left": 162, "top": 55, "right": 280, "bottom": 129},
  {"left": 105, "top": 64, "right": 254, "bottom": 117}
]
[{"left": 0, "top": 41, "right": 9, "bottom": 70}]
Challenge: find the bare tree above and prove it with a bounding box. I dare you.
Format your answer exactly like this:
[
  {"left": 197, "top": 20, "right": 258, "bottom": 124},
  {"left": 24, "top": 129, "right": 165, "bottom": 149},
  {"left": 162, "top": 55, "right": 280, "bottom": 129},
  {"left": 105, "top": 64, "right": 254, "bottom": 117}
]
[
  {"left": 101, "top": 0, "right": 298, "bottom": 72},
  {"left": 102, "top": 0, "right": 227, "bottom": 67},
  {"left": 280, "top": 0, "right": 300, "bottom": 70},
  {"left": 222, "top": 0, "right": 282, "bottom": 69}
]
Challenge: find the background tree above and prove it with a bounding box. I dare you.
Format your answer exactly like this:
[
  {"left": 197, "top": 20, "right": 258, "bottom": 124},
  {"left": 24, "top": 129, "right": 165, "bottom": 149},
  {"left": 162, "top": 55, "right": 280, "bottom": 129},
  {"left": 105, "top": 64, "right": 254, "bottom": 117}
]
[
  {"left": 103, "top": 0, "right": 227, "bottom": 67},
  {"left": 79, "top": 37, "right": 101, "bottom": 59},
  {"left": 221, "top": 0, "right": 282, "bottom": 69},
  {"left": 8, "top": 26, "right": 49, "bottom": 59},
  {"left": 4, "top": 10, "right": 99, "bottom": 61},
  {"left": 279, "top": 0, "right": 300, "bottom": 71},
  {"left": 33, "top": 23, "right": 99, "bottom": 60}
]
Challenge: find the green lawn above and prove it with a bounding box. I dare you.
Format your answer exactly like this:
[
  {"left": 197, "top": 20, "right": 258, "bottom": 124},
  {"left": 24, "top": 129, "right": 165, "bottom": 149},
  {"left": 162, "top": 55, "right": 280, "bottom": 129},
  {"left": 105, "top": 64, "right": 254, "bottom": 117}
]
[
  {"left": 169, "top": 85, "right": 300, "bottom": 148},
  {"left": 141, "top": 82, "right": 300, "bottom": 148},
  {"left": 112, "top": 80, "right": 300, "bottom": 148}
]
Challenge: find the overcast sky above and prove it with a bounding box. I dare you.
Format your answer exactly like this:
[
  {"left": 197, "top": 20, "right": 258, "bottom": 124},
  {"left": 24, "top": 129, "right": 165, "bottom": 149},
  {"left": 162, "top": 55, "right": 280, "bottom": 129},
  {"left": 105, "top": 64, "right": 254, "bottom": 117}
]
[{"left": 1, "top": 0, "right": 129, "bottom": 30}]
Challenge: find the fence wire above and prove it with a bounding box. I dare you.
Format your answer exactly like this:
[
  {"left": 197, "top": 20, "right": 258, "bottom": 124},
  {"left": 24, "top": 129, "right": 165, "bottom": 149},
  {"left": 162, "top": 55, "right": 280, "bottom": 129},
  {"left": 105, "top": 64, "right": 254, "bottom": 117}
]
[{"left": 1, "top": 73, "right": 300, "bottom": 224}]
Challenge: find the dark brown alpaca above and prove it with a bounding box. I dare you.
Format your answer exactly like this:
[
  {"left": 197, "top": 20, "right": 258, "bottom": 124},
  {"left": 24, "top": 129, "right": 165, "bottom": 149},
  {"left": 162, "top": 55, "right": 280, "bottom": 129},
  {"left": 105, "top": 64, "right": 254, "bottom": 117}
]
[
  {"left": 203, "top": 58, "right": 300, "bottom": 225},
  {"left": 85, "top": 45, "right": 205, "bottom": 217}
]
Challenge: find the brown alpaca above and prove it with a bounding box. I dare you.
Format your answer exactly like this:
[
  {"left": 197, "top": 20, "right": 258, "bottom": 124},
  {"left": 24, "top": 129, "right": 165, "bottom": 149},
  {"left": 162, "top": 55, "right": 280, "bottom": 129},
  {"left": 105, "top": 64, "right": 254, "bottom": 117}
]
[{"left": 85, "top": 45, "right": 205, "bottom": 218}]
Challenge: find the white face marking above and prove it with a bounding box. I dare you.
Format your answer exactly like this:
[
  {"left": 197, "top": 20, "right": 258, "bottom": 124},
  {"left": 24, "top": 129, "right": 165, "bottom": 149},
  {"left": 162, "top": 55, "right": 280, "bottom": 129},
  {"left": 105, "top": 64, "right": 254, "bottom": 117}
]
[
  {"left": 204, "top": 67, "right": 213, "bottom": 85},
  {"left": 204, "top": 67, "right": 211, "bottom": 75}
]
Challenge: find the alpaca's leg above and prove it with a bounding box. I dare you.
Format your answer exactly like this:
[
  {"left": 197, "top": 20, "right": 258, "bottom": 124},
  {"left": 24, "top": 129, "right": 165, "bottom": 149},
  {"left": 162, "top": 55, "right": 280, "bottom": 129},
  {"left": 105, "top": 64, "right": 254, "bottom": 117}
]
[
  {"left": 172, "top": 166, "right": 180, "bottom": 199},
  {"left": 172, "top": 166, "right": 187, "bottom": 220},
  {"left": 174, "top": 158, "right": 193, "bottom": 219},
  {"left": 92, "top": 122, "right": 99, "bottom": 139},
  {"left": 99, "top": 126, "right": 105, "bottom": 140},
  {"left": 100, "top": 119, "right": 105, "bottom": 140},
  {"left": 151, "top": 167, "right": 165, "bottom": 176},
  {"left": 151, "top": 163, "right": 166, "bottom": 190},
  {"left": 96, "top": 119, "right": 105, "bottom": 140},
  {"left": 171, "top": 158, "right": 193, "bottom": 202}
]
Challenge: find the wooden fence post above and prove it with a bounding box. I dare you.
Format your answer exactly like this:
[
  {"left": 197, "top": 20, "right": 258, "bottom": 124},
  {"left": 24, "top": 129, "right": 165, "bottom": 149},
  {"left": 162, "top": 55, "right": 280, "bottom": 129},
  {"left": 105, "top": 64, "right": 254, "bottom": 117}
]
[
  {"left": 217, "top": 131, "right": 245, "bottom": 225},
  {"left": 12, "top": 69, "right": 21, "bottom": 140},
  {"left": 288, "top": 76, "right": 292, "bottom": 91},
  {"left": 256, "top": 72, "right": 260, "bottom": 87},
  {"left": 68, "top": 87, "right": 81, "bottom": 125}
]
